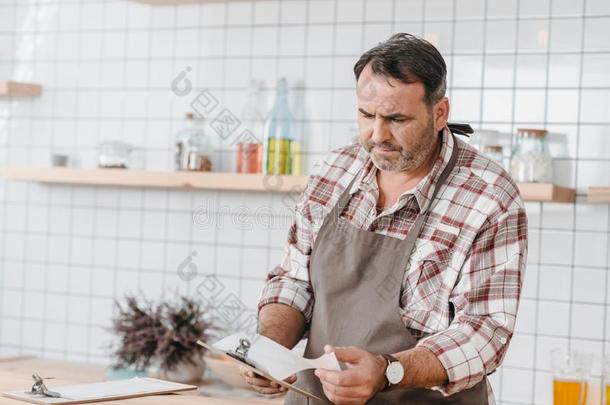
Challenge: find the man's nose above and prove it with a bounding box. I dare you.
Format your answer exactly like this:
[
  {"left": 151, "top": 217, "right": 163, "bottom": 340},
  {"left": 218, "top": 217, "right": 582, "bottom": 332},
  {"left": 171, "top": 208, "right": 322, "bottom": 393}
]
[{"left": 371, "top": 117, "right": 392, "bottom": 145}]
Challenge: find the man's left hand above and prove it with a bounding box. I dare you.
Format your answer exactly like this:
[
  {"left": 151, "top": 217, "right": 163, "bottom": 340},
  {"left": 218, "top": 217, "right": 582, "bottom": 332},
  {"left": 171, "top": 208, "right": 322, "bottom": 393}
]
[{"left": 314, "top": 345, "right": 388, "bottom": 405}]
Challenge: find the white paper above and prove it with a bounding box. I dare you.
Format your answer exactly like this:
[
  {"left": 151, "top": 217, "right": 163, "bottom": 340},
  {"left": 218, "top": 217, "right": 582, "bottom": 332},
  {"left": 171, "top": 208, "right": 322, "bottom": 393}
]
[
  {"left": 54, "top": 377, "right": 187, "bottom": 400},
  {"left": 213, "top": 333, "right": 341, "bottom": 381}
]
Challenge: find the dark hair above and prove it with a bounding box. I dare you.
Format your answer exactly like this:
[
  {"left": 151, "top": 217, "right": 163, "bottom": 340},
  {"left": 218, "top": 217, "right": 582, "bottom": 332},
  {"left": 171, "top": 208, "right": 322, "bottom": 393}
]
[{"left": 353, "top": 33, "right": 447, "bottom": 106}]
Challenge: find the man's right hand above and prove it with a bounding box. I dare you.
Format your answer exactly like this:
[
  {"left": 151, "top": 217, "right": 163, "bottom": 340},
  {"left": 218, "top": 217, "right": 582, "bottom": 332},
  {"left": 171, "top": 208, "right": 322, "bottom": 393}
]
[
  {"left": 242, "top": 303, "right": 304, "bottom": 394},
  {"left": 239, "top": 366, "right": 297, "bottom": 395}
]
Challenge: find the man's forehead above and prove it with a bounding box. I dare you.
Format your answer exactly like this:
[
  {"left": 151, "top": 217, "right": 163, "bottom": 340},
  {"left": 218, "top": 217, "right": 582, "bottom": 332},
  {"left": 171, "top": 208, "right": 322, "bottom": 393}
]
[
  {"left": 356, "top": 71, "right": 425, "bottom": 110},
  {"left": 357, "top": 84, "right": 422, "bottom": 115}
]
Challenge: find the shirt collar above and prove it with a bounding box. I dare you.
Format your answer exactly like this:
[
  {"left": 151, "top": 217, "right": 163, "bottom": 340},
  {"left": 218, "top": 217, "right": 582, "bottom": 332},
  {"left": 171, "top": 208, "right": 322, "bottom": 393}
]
[{"left": 351, "top": 127, "right": 455, "bottom": 214}]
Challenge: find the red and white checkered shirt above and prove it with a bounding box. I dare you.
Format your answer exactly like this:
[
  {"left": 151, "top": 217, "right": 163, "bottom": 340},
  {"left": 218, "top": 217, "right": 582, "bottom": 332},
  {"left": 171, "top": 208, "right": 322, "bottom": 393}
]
[{"left": 259, "top": 128, "right": 527, "bottom": 401}]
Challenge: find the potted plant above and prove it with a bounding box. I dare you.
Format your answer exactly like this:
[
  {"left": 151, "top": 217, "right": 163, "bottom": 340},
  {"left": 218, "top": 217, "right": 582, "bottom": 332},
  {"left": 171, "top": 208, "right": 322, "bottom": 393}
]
[{"left": 109, "top": 294, "right": 215, "bottom": 383}]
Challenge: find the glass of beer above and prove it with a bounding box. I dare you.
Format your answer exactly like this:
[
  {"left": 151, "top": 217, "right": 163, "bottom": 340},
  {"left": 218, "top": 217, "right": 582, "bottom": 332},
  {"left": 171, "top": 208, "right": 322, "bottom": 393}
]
[
  {"left": 551, "top": 348, "right": 593, "bottom": 405},
  {"left": 603, "top": 356, "right": 610, "bottom": 405}
]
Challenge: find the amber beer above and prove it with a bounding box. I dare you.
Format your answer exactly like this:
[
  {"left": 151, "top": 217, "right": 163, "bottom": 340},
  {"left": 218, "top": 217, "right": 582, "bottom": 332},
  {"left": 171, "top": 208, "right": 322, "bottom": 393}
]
[
  {"left": 553, "top": 379, "right": 588, "bottom": 405},
  {"left": 604, "top": 355, "right": 610, "bottom": 405},
  {"left": 551, "top": 349, "right": 593, "bottom": 405}
]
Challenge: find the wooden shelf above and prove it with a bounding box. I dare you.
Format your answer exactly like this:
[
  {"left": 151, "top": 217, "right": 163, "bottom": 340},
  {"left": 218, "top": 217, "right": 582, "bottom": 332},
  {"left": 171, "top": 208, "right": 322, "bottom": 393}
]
[
  {"left": 0, "top": 81, "right": 42, "bottom": 97},
  {"left": 128, "top": 0, "right": 229, "bottom": 4},
  {"left": 517, "top": 183, "right": 576, "bottom": 203},
  {"left": 588, "top": 187, "right": 610, "bottom": 203},
  {"left": 0, "top": 167, "right": 308, "bottom": 193},
  {"left": 0, "top": 167, "right": 580, "bottom": 202}
]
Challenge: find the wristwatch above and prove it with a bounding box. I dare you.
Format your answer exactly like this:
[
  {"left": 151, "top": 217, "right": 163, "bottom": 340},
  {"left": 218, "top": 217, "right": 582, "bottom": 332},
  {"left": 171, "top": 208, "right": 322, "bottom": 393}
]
[{"left": 381, "top": 354, "right": 404, "bottom": 392}]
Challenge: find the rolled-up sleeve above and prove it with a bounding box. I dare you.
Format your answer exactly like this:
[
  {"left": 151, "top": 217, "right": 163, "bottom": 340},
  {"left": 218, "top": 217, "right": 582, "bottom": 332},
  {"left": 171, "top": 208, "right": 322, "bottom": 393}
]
[
  {"left": 257, "top": 171, "right": 321, "bottom": 325},
  {"left": 257, "top": 235, "right": 315, "bottom": 323},
  {"left": 417, "top": 207, "right": 528, "bottom": 396}
]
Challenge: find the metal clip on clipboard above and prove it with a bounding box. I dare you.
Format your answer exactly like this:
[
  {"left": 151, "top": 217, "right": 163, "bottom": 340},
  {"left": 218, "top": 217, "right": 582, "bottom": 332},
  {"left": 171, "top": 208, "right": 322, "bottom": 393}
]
[
  {"left": 26, "top": 373, "right": 61, "bottom": 398},
  {"left": 225, "top": 338, "right": 255, "bottom": 367}
]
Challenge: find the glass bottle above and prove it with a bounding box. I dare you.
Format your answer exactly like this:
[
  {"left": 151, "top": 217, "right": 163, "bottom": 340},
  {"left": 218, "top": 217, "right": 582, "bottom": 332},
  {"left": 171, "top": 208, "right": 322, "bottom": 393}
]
[
  {"left": 236, "top": 80, "right": 264, "bottom": 173},
  {"left": 263, "top": 78, "right": 298, "bottom": 175},
  {"left": 509, "top": 128, "right": 552, "bottom": 183}
]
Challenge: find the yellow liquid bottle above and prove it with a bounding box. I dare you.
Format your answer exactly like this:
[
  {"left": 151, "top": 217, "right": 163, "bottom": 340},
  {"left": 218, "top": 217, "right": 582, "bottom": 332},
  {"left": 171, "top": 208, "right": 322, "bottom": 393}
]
[
  {"left": 266, "top": 138, "right": 292, "bottom": 175},
  {"left": 606, "top": 383, "right": 610, "bottom": 405},
  {"left": 553, "top": 379, "right": 588, "bottom": 405},
  {"left": 263, "top": 78, "right": 298, "bottom": 176},
  {"left": 290, "top": 140, "right": 302, "bottom": 175}
]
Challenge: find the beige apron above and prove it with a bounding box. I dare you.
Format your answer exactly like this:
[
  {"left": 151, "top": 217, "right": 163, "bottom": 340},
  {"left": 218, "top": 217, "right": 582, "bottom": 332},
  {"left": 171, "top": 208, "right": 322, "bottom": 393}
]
[{"left": 286, "top": 133, "right": 488, "bottom": 404}]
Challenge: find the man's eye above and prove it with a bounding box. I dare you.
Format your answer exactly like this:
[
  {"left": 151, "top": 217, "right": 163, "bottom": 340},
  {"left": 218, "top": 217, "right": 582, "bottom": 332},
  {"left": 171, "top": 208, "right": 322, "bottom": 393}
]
[
  {"left": 361, "top": 113, "right": 374, "bottom": 119},
  {"left": 391, "top": 118, "right": 406, "bottom": 123}
]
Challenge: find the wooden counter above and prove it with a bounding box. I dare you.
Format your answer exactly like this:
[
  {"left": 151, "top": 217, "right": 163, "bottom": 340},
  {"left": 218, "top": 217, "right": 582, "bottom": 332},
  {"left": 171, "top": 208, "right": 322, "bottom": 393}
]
[{"left": 0, "top": 357, "right": 284, "bottom": 405}]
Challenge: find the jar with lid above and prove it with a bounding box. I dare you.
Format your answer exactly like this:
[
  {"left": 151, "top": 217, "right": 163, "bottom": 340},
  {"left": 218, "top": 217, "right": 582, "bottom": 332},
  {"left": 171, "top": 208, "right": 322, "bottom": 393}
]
[
  {"left": 470, "top": 129, "right": 500, "bottom": 152},
  {"left": 482, "top": 145, "right": 505, "bottom": 168},
  {"left": 97, "top": 140, "right": 133, "bottom": 169},
  {"left": 175, "top": 112, "right": 212, "bottom": 172},
  {"left": 184, "top": 143, "right": 212, "bottom": 172},
  {"left": 509, "top": 128, "right": 552, "bottom": 182}
]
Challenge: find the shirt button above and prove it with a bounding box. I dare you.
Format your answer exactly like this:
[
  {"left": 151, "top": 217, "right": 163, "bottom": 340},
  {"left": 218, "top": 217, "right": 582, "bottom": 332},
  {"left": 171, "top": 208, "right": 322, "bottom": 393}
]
[{"left": 499, "top": 337, "right": 507, "bottom": 345}]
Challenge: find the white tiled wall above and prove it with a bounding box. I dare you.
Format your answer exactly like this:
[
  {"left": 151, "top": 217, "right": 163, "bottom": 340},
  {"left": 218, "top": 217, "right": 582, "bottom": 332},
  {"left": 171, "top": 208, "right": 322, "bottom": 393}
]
[{"left": 1, "top": 0, "right": 609, "bottom": 404}]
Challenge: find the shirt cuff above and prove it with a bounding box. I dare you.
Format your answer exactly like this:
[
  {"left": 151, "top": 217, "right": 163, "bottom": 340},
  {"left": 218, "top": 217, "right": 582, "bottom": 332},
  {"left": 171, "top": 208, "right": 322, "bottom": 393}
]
[
  {"left": 416, "top": 328, "right": 486, "bottom": 396},
  {"left": 258, "top": 276, "right": 313, "bottom": 325}
]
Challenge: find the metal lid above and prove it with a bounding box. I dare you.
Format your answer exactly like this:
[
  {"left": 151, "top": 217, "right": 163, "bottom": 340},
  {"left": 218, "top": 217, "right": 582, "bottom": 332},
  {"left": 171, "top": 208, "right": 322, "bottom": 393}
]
[{"left": 517, "top": 128, "right": 547, "bottom": 138}]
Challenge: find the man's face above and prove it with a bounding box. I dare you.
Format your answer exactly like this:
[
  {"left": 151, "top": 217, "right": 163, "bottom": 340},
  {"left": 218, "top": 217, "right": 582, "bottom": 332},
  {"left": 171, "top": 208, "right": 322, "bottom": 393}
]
[{"left": 356, "top": 64, "right": 442, "bottom": 173}]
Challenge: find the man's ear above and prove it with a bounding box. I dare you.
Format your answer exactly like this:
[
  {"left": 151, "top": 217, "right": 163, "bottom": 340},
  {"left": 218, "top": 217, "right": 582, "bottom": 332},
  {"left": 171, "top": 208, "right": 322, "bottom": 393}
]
[{"left": 433, "top": 97, "right": 450, "bottom": 132}]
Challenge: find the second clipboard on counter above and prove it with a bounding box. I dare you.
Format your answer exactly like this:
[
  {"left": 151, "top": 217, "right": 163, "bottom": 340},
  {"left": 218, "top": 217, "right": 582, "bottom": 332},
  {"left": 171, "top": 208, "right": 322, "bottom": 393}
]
[{"left": 197, "top": 333, "right": 342, "bottom": 401}]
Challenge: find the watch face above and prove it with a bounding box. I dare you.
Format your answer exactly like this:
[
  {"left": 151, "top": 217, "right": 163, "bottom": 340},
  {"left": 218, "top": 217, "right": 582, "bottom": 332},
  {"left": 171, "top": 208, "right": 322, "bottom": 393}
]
[{"left": 386, "top": 362, "right": 404, "bottom": 385}]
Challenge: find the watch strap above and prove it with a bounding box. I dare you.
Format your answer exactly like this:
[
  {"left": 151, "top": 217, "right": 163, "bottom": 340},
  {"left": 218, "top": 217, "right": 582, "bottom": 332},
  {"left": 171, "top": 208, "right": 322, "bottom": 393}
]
[{"left": 382, "top": 354, "right": 399, "bottom": 364}]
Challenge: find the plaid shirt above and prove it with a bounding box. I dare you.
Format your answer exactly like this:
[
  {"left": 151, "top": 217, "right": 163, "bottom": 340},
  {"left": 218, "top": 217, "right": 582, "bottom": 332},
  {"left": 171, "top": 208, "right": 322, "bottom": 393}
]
[{"left": 258, "top": 128, "right": 527, "bottom": 400}]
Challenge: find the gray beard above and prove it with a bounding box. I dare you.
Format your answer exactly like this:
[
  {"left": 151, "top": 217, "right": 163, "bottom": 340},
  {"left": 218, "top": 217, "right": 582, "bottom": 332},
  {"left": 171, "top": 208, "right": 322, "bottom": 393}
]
[{"left": 366, "top": 119, "right": 437, "bottom": 173}]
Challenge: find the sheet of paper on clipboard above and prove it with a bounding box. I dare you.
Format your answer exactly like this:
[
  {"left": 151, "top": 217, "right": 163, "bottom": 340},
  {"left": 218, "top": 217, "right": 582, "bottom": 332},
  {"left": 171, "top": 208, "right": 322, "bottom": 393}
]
[{"left": 197, "top": 333, "right": 341, "bottom": 401}]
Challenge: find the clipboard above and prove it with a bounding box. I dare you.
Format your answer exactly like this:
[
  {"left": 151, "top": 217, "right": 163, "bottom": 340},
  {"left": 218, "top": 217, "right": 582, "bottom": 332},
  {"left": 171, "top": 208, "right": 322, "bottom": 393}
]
[
  {"left": 2, "top": 377, "right": 197, "bottom": 405},
  {"left": 197, "top": 339, "right": 322, "bottom": 401}
]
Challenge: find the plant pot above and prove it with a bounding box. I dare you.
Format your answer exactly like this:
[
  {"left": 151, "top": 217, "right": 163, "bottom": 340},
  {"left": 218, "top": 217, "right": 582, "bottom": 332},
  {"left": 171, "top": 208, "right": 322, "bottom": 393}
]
[{"left": 152, "top": 355, "right": 206, "bottom": 384}]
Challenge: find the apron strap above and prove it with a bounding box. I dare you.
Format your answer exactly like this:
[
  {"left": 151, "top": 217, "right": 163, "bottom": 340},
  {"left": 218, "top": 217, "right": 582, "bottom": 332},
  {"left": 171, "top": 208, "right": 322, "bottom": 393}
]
[
  {"left": 327, "top": 163, "right": 364, "bottom": 222},
  {"left": 447, "top": 122, "right": 473, "bottom": 137},
  {"left": 422, "top": 131, "right": 459, "bottom": 213},
  {"left": 404, "top": 131, "right": 459, "bottom": 245}
]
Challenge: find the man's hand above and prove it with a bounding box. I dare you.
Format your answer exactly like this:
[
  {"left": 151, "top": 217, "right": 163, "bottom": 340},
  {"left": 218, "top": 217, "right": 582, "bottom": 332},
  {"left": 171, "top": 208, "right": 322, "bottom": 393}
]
[
  {"left": 314, "top": 345, "right": 387, "bottom": 405},
  {"left": 239, "top": 366, "right": 297, "bottom": 395}
]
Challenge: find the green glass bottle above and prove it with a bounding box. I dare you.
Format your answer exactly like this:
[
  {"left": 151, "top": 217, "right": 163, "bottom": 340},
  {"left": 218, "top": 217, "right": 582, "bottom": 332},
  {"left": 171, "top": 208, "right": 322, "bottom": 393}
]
[{"left": 263, "top": 78, "right": 300, "bottom": 175}]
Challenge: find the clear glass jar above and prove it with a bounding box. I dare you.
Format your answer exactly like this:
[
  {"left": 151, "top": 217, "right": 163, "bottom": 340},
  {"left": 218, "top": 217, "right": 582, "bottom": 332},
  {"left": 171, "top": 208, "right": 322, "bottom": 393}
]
[
  {"left": 509, "top": 128, "right": 552, "bottom": 183},
  {"left": 482, "top": 145, "right": 504, "bottom": 167},
  {"left": 97, "top": 140, "right": 133, "bottom": 169},
  {"left": 470, "top": 129, "right": 500, "bottom": 151},
  {"left": 236, "top": 79, "right": 264, "bottom": 174},
  {"left": 175, "top": 113, "right": 211, "bottom": 171}
]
